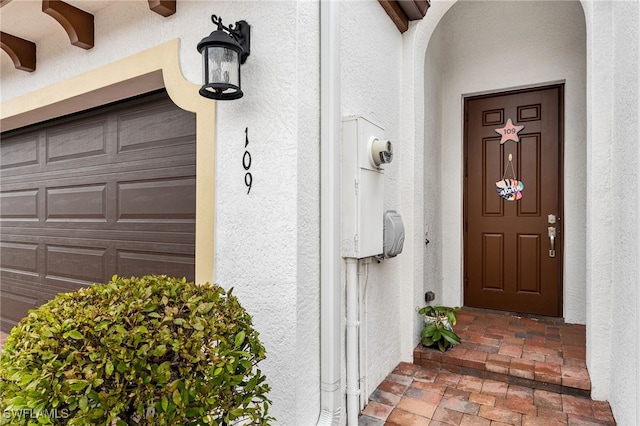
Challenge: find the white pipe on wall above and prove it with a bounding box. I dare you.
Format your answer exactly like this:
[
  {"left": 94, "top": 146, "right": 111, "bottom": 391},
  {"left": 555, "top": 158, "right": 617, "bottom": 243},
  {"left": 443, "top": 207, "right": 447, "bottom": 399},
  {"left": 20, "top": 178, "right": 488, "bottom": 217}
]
[
  {"left": 317, "top": 0, "right": 342, "bottom": 425},
  {"left": 345, "top": 258, "right": 360, "bottom": 426},
  {"left": 358, "top": 259, "right": 370, "bottom": 409},
  {"left": 636, "top": 11, "right": 640, "bottom": 422}
]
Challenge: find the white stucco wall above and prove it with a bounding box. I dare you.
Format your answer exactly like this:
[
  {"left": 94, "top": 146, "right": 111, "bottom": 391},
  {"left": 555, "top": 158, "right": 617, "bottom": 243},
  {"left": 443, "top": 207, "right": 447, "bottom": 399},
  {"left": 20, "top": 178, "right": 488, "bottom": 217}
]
[
  {"left": 422, "top": 17, "right": 445, "bottom": 310},
  {"left": 582, "top": 1, "right": 639, "bottom": 424},
  {"left": 1, "top": 1, "right": 321, "bottom": 424},
  {"left": 196, "top": 2, "right": 322, "bottom": 424},
  {"left": 399, "top": 0, "right": 459, "bottom": 362},
  {"left": 339, "top": 0, "right": 405, "bottom": 400}
]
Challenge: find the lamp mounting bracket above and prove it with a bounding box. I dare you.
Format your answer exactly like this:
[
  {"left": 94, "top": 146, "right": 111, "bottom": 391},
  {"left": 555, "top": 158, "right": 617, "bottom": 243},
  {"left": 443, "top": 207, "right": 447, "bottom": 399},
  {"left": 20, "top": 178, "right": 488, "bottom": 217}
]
[{"left": 211, "top": 14, "right": 250, "bottom": 64}]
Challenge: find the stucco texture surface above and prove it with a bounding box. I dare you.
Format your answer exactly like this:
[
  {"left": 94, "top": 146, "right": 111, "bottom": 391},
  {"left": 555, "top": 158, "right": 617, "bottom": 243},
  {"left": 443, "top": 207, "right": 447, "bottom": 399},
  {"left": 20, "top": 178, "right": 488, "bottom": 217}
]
[{"left": 340, "top": 0, "right": 405, "bottom": 402}]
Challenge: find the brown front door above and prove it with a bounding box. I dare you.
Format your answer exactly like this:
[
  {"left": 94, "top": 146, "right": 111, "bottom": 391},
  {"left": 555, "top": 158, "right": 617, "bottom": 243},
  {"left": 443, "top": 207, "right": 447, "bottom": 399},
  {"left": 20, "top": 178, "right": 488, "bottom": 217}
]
[{"left": 464, "top": 85, "right": 563, "bottom": 317}]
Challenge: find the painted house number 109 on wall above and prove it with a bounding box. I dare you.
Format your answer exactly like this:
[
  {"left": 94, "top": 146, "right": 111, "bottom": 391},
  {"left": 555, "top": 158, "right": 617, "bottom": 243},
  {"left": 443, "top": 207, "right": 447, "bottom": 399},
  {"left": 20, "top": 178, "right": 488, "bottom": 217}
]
[{"left": 244, "top": 127, "right": 252, "bottom": 194}]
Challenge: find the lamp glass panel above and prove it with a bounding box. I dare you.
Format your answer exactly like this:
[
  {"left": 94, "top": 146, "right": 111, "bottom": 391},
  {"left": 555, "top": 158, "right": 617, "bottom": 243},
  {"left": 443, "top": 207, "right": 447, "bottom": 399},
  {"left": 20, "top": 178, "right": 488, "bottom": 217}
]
[{"left": 206, "top": 46, "right": 240, "bottom": 89}]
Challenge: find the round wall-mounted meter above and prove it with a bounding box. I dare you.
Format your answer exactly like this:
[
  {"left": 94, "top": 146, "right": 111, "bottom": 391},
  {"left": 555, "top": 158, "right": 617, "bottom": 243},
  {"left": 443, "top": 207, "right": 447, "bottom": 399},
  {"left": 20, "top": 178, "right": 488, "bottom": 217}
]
[{"left": 370, "top": 138, "right": 393, "bottom": 167}]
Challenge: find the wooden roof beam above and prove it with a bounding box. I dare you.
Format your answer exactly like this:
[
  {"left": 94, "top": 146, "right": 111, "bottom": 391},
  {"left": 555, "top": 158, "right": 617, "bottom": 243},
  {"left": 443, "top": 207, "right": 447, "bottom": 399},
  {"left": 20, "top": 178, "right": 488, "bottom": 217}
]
[
  {"left": 0, "top": 31, "right": 36, "bottom": 72},
  {"left": 42, "top": 0, "right": 94, "bottom": 49},
  {"left": 379, "top": 0, "right": 408, "bottom": 33},
  {"left": 378, "top": 0, "right": 430, "bottom": 33},
  {"left": 398, "top": 0, "right": 430, "bottom": 21},
  {"left": 148, "top": 0, "right": 176, "bottom": 17}
]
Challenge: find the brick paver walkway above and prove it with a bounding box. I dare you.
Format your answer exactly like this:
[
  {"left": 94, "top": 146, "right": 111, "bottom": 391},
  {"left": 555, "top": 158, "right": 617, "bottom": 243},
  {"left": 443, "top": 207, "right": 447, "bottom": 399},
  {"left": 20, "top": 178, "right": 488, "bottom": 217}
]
[
  {"left": 414, "top": 307, "right": 591, "bottom": 396},
  {"left": 360, "top": 308, "right": 616, "bottom": 425}
]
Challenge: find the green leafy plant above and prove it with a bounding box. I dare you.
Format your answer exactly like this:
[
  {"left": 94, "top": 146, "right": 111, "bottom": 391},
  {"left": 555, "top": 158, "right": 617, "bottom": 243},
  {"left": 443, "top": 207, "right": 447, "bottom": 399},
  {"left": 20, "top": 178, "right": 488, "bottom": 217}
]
[
  {"left": 418, "top": 305, "right": 461, "bottom": 352},
  {"left": 0, "top": 275, "right": 273, "bottom": 425}
]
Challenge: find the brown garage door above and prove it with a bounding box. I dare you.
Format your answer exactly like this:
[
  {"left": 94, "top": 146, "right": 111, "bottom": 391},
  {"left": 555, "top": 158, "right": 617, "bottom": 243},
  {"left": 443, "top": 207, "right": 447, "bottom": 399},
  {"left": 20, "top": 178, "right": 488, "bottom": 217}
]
[{"left": 0, "top": 91, "right": 196, "bottom": 332}]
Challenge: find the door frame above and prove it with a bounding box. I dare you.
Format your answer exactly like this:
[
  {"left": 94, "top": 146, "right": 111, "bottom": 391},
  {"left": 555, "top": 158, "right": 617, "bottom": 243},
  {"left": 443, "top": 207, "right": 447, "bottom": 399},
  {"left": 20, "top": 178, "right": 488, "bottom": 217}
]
[{"left": 463, "top": 83, "right": 565, "bottom": 317}]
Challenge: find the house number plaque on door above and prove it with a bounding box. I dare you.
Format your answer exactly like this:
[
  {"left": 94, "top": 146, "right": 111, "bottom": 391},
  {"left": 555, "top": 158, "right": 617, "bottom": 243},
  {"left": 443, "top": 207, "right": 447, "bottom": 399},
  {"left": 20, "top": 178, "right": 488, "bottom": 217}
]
[{"left": 495, "top": 118, "right": 524, "bottom": 144}]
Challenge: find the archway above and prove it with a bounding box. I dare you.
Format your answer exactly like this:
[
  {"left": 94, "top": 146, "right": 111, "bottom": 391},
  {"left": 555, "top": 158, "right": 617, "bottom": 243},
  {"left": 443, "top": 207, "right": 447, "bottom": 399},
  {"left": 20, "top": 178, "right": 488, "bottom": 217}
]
[
  {"left": 398, "top": 0, "right": 587, "bottom": 362},
  {"left": 422, "top": 0, "right": 586, "bottom": 319}
]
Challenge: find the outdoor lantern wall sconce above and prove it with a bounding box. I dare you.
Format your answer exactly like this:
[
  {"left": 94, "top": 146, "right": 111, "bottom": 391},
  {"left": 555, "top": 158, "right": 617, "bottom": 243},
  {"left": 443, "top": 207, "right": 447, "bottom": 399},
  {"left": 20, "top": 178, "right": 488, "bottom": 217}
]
[{"left": 197, "top": 15, "right": 250, "bottom": 100}]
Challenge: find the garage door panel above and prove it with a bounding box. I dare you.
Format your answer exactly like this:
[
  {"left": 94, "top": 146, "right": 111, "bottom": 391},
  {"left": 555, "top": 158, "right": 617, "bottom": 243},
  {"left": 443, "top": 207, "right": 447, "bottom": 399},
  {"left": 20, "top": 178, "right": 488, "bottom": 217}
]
[
  {"left": 1, "top": 288, "right": 39, "bottom": 330},
  {"left": 41, "top": 222, "right": 196, "bottom": 234},
  {"left": 116, "top": 250, "right": 194, "bottom": 280},
  {"left": 46, "top": 184, "right": 107, "bottom": 222},
  {"left": 1, "top": 91, "right": 196, "bottom": 333},
  {"left": 117, "top": 100, "right": 196, "bottom": 154},
  {"left": 1, "top": 227, "right": 195, "bottom": 244},
  {"left": 45, "top": 119, "right": 109, "bottom": 164},
  {"left": 0, "top": 189, "right": 39, "bottom": 220},
  {"left": 114, "top": 142, "right": 196, "bottom": 166},
  {"left": 114, "top": 165, "right": 196, "bottom": 184},
  {"left": 0, "top": 241, "right": 39, "bottom": 275},
  {"left": 42, "top": 276, "right": 102, "bottom": 295},
  {"left": 0, "top": 133, "right": 39, "bottom": 170},
  {"left": 45, "top": 245, "right": 107, "bottom": 284},
  {"left": 1, "top": 155, "right": 196, "bottom": 189},
  {"left": 117, "top": 177, "right": 196, "bottom": 222}
]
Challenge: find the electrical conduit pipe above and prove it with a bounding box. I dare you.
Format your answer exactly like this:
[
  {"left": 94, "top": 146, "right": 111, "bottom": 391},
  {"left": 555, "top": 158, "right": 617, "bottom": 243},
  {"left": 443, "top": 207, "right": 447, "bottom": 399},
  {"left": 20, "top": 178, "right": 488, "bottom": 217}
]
[{"left": 346, "top": 258, "right": 360, "bottom": 426}]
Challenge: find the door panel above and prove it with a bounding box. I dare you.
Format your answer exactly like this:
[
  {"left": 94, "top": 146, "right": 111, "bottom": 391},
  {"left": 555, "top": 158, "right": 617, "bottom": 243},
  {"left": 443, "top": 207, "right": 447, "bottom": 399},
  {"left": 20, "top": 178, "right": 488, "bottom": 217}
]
[{"left": 464, "top": 86, "right": 562, "bottom": 316}]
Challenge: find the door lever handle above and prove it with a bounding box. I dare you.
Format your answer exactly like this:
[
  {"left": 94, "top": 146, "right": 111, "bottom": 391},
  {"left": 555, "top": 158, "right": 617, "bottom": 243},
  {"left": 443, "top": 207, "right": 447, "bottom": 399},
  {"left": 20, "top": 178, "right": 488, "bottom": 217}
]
[{"left": 548, "top": 227, "right": 556, "bottom": 258}]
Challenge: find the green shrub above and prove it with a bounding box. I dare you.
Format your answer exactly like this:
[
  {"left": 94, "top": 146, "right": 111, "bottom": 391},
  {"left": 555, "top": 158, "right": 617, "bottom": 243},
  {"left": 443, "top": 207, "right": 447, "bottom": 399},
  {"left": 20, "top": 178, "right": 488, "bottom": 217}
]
[{"left": 0, "top": 275, "right": 273, "bottom": 425}]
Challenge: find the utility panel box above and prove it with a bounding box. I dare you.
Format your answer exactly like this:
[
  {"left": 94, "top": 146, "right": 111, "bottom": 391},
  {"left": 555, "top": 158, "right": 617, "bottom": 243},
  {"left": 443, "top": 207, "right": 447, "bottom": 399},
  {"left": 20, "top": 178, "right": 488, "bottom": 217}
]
[{"left": 341, "top": 116, "right": 392, "bottom": 258}]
